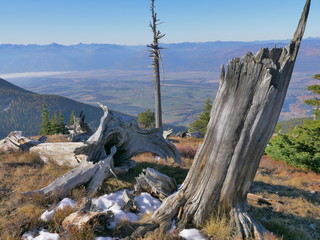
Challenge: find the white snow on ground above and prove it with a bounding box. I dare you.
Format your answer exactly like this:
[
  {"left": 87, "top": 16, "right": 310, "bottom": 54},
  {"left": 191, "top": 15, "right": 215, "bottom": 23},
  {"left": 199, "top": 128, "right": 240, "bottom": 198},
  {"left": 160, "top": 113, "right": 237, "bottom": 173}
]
[
  {"left": 40, "top": 198, "right": 76, "bottom": 222},
  {"left": 91, "top": 190, "right": 161, "bottom": 227},
  {"left": 95, "top": 237, "right": 114, "bottom": 240},
  {"left": 179, "top": 229, "right": 207, "bottom": 240},
  {"left": 31, "top": 189, "right": 204, "bottom": 240},
  {"left": 135, "top": 192, "right": 162, "bottom": 214},
  {"left": 56, "top": 198, "right": 76, "bottom": 209},
  {"left": 40, "top": 210, "right": 54, "bottom": 222},
  {"left": 22, "top": 230, "right": 60, "bottom": 240}
]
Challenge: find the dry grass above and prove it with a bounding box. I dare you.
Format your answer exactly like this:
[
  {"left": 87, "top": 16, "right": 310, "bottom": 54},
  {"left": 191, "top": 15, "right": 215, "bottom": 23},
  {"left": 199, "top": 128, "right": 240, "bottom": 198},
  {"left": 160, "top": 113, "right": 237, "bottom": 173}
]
[
  {"left": 62, "top": 225, "right": 95, "bottom": 240},
  {"left": 139, "top": 228, "right": 182, "bottom": 240},
  {"left": 202, "top": 210, "right": 235, "bottom": 240},
  {"left": 30, "top": 134, "right": 70, "bottom": 143},
  {"left": 0, "top": 151, "right": 71, "bottom": 239},
  {"left": 250, "top": 155, "right": 320, "bottom": 240},
  {"left": 48, "top": 205, "right": 75, "bottom": 233},
  {"left": 0, "top": 136, "right": 319, "bottom": 239}
]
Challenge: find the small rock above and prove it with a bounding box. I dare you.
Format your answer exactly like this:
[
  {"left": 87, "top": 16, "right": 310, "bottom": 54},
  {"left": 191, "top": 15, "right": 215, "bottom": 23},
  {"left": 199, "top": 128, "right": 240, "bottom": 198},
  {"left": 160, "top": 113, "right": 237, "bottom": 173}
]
[{"left": 310, "top": 190, "right": 316, "bottom": 194}]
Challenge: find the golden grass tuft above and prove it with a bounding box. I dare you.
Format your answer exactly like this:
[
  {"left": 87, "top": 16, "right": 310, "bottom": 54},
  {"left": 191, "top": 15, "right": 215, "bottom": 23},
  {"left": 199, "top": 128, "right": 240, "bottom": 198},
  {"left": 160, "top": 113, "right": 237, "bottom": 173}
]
[
  {"left": 139, "top": 228, "right": 182, "bottom": 240},
  {"left": 48, "top": 205, "right": 75, "bottom": 233},
  {"left": 63, "top": 224, "right": 95, "bottom": 240},
  {"left": 202, "top": 210, "right": 234, "bottom": 240}
]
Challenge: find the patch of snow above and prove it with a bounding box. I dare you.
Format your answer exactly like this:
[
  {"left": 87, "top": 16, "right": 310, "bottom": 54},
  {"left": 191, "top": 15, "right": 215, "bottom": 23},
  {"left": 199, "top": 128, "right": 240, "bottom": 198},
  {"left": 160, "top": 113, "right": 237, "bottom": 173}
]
[
  {"left": 56, "top": 198, "right": 76, "bottom": 209},
  {"left": 92, "top": 190, "right": 126, "bottom": 211},
  {"left": 92, "top": 190, "right": 139, "bottom": 227},
  {"left": 22, "top": 230, "right": 60, "bottom": 240},
  {"left": 95, "top": 237, "right": 115, "bottom": 240},
  {"left": 22, "top": 230, "right": 38, "bottom": 240},
  {"left": 135, "top": 192, "right": 161, "bottom": 214},
  {"left": 91, "top": 190, "right": 161, "bottom": 229},
  {"left": 34, "top": 230, "right": 60, "bottom": 240},
  {"left": 40, "top": 198, "right": 76, "bottom": 222},
  {"left": 40, "top": 210, "right": 55, "bottom": 222},
  {"left": 179, "top": 229, "right": 207, "bottom": 240}
]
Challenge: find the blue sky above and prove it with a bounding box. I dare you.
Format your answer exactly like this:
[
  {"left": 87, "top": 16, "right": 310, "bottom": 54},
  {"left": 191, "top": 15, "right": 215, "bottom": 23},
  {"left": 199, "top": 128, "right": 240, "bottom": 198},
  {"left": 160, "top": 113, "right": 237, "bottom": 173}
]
[{"left": 0, "top": 0, "right": 318, "bottom": 45}]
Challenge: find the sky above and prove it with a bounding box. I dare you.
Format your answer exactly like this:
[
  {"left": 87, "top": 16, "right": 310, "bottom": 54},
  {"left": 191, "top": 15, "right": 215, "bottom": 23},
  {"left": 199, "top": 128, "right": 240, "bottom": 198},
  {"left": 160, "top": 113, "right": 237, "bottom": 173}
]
[{"left": 0, "top": 0, "right": 318, "bottom": 45}]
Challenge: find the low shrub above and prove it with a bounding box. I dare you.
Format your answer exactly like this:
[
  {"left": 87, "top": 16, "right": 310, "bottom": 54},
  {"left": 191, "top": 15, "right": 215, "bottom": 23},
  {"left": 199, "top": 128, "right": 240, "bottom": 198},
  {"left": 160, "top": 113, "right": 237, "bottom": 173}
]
[{"left": 266, "top": 120, "right": 320, "bottom": 173}]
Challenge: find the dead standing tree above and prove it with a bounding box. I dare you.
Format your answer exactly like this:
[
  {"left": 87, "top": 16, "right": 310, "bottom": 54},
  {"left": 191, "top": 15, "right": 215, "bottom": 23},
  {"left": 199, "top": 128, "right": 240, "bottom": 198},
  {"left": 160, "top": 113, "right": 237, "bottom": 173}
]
[
  {"left": 148, "top": 0, "right": 165, "bottom": 128},
  {"left": 133, "top": 0, "right": 311, "bottom": 239}
]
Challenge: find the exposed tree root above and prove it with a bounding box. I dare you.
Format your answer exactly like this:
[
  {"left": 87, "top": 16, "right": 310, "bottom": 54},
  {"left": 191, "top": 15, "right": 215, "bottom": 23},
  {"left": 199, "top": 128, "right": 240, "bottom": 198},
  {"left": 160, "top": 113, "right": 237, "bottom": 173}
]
[
  {"left": 231, "top": 204, "right": 267, "bottom": 239},
  {"left": 24, "top": 146, "right": 117, "bottom": 199}
]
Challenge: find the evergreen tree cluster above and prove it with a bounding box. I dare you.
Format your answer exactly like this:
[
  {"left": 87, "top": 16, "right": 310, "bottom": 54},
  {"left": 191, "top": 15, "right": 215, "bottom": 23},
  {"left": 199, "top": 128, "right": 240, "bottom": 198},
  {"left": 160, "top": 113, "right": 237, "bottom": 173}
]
[
  {"left": 39, "top": 104, "right": 69, "bottom": 135},
  {"left": 189, "top": 97, "right": 212, "bottom": 136}
]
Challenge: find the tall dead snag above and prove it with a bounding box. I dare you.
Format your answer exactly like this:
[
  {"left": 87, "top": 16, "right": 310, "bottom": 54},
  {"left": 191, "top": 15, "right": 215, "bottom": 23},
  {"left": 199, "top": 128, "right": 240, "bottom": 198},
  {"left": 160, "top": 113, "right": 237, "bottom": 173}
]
[
  {"left": 148, "top": 0, "right": 165, "bottom": 128},
  {"left": 24, "top": 104, "right": 181, "bottom": 199},
  {"left": 133, "top": 0, "right": 311, "bottom": 239}
]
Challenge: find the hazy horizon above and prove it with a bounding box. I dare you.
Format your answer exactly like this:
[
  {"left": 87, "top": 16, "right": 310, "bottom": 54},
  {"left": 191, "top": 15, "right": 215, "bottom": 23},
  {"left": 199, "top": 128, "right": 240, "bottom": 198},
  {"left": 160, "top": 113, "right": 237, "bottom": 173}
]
[{"left": 0, "top": 0, "right": 319, "bottom": 45}]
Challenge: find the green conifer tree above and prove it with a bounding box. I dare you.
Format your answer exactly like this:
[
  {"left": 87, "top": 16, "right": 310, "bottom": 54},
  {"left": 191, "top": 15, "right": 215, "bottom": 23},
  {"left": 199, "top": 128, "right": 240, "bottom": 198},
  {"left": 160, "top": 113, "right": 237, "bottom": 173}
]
[
  {"left": 58, "top": 111, "right": 65, "bottom": 134},
  {"left": 304, "top": 74, "right": 320, "bottom": 119},
  {"left": 39, "top": 104, "right": 51, "bottom": 135},
  {"left": 189, "top": 97, "right": 212, "bottom": 136},
  {"left": 50, "top": 112, "right": 59, "bottom": 134},
  {"left": 69, "top": 111, "right": 75, "bottom": 125}
]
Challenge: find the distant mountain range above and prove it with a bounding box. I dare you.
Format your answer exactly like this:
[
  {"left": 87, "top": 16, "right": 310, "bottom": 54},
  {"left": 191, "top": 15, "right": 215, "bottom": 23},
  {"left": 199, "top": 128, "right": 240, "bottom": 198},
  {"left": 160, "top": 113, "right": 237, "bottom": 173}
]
[
  {"left": 0, "top": 78, "right": 103, "bottom": 138},
  {"left": 0, "top": 39, "right": 317, "bottom": 137},
  {"left": 0, "top": 38, "right": 319, "bottom": 73}
]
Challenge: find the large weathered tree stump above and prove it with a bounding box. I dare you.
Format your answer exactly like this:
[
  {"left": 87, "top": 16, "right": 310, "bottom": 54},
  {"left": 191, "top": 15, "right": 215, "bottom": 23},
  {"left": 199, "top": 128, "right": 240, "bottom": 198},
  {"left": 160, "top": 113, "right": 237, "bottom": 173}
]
[{"left": 133, "top": 1, "right": 311, "bottom": 239}]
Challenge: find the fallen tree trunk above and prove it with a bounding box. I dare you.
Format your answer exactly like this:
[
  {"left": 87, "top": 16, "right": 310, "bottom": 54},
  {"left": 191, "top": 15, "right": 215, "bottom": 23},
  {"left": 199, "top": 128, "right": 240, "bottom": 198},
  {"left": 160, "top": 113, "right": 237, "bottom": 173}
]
[
  {"left": 24, "top": 104, "right": 181, "bottom": 199},
  {"left": 0, "top": 131, "right": 41, "bottom": 153},
  {"left": 30, "top": 142, "right": 86, "bottom": 167},
  {"left": 133, "top": 1, "right": 310, "bottom": 239}
]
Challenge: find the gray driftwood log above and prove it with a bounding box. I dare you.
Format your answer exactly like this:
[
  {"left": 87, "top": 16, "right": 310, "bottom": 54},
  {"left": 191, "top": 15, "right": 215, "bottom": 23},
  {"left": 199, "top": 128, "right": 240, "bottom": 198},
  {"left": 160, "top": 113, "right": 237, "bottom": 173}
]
[
  {"left": 24, "top": 104, "right": 181, "bottom": 199},
  {"left": 133, "top": 1, "right": 311, "bottom": 239}
]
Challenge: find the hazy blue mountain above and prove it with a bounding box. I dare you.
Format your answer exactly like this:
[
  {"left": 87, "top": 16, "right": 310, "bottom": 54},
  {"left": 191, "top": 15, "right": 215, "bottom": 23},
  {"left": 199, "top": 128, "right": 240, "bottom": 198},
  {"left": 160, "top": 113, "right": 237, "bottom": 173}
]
[
  {"left": 0, "top": 78, "right": 103, "bottom": 138},
  {"left": 0, "top": 38, "right": 319, "bottom": 73}
]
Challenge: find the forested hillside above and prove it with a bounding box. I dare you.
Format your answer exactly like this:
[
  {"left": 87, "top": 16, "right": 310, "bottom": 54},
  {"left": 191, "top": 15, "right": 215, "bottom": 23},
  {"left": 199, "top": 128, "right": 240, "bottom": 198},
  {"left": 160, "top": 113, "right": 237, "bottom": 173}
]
[{"left": 0, "top": 78, "right": 103, "bottom": 137}]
